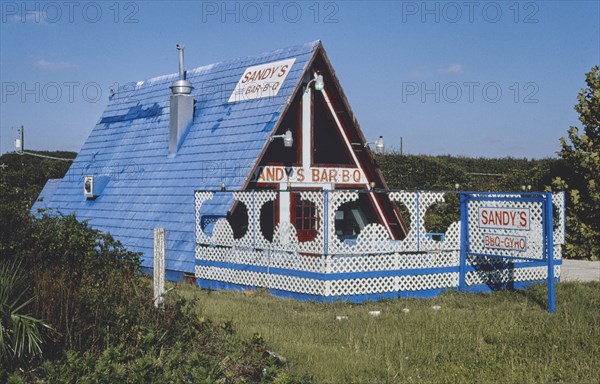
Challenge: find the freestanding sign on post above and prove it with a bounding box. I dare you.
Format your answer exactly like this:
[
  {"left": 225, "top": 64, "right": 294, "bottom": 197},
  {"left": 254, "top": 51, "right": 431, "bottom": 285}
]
[{"left": 459, "top": 192, "right": 556, "bottom": 313}]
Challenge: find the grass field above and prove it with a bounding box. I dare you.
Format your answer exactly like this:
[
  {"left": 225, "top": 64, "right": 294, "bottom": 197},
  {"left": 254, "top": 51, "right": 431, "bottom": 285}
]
[{"left": 176, "top": 282, "right": 599, "bottom": 384}]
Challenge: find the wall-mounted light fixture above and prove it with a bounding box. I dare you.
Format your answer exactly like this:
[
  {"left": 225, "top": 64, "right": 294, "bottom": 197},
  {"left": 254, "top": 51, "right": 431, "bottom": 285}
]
[
  {"left": 270, "top": 129, "right": 294, "bottom": 148},
  {"left": 354, "top": 136, "right": 385, "bottom": 155},
  {"left": 305, "top": 74, "right": 324, "bottom": 93}
]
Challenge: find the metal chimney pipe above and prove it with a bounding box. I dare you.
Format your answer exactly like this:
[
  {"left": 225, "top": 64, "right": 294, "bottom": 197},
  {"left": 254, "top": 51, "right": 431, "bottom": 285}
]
[
  {"left": 170, "top": 43, "right": 193, "bottom": 95},
  {"left": 169, "top": 43, "right": 195, "bottom": 154},
  {"left": 176, "top": 44, "right": 185, "bottom": 80}
]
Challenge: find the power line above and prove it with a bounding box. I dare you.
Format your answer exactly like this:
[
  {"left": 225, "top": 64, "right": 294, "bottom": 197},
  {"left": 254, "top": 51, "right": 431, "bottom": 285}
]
[
  {"left": 467, "top": 172, "right": 504, "bottom": 177},
  {"left": 19, "top": 151, "right": 73, "bottom": 162},
  {"left": 9, "top": 125, "right": 74, "bottom": 162}
]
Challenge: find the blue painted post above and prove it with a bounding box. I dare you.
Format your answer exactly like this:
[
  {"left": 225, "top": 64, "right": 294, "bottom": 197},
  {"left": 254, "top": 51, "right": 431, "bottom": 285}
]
[
  {"left": 459, "top": 193, "right": 468, "bottom": 291},
  {"left": 545, "top": 192, "right": 556, "bottom": 314}
]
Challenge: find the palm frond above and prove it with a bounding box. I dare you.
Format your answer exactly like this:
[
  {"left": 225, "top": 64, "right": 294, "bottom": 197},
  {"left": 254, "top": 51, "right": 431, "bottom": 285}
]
[{"left": 0, "top": 259, "right": 50, "bottom": 366}]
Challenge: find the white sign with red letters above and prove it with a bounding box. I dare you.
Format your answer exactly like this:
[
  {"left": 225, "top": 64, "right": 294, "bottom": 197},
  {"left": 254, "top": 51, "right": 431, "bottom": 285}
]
[
  {"left": 228, "top": 58, "right": 296, "bottom": 103},
  {"left": 252, "top": 166, "right": 367, "bottom": 185}
]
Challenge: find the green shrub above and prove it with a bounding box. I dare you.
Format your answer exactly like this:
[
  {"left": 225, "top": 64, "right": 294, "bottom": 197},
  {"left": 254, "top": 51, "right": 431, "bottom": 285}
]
[
  {"left": 1, "top": 209, "right": 288, "bottom": 383},
  {"left": 14, "top": 294, "right": 286, "bottom": 383},
  {"left": 0, "top": 260, "right": 50, "bottom": 372},
  {"left": 14, "top": 212, "right": 145, "bottom": 354}
]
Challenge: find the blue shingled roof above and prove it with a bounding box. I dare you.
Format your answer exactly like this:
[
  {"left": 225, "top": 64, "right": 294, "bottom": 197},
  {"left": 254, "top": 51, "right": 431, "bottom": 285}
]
[
  {"left": 32, "top": 41, "right": 321, "bottom": 275},
  {"left": 34, "top": 179, "right": 62, "bottom": 210}
]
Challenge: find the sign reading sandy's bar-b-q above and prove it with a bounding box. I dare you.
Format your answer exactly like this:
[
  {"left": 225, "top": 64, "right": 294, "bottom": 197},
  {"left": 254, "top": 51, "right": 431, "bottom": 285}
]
[{"left": 228, "top": 58, "right": 296, "bottom": 103}]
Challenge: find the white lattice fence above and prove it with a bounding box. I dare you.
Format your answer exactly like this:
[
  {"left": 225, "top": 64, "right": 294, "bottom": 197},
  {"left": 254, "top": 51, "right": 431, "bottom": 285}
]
[{"left": 194, "top": 190, "right": 565, "bottom": 301}]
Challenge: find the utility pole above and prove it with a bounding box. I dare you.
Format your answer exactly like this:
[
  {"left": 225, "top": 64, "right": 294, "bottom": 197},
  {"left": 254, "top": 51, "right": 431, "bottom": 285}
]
[
  {"left": 400, "top": 137, "right": 403, "bottom": 156},
  {"left": 15, "top": 125, "right": 24, "bottom": 153},
  {"left": 12, "top": 126, "right": 73, "bottom": 162}
]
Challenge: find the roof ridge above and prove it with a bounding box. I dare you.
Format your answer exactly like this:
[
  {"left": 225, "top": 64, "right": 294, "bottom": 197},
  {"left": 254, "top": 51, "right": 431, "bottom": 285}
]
[{"left": 124, "top": 40, "right": 321, "bottom": 92}]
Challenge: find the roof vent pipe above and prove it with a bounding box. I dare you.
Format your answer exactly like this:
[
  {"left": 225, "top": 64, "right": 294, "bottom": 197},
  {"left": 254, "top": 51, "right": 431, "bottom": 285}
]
[
  {"left": 178, "top": 44, "right": 185, "bottom": 80},
  {"left": 169, "top": 43, "right": 194, "bottom": 155},
  {"left": 170, "top": 44, "right": 193, "bottom": 95}
]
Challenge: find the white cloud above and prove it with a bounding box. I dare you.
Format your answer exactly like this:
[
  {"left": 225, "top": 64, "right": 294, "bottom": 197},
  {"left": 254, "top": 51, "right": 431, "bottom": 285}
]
[
  {"left": 439, "top": 64, "right": 463, "bottom": 75},
  {"left": 34, "top": 59, "right": 78, "bottom": 71}
]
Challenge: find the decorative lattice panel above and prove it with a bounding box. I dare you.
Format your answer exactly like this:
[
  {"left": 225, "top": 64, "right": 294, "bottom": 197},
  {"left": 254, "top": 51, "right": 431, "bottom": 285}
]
[
  {"left": 389, "top": 191, "right": 419, "bottom": 252},
  {"left": 195, "top": 265, "right": 325, "bottom": 295},
  {"left": 398, "top": 251, "right": 460, "bottom": 270},
  {"left": 194, "top": 190, "right": 565, "bottom": 301},
  {"left": 327, "top": 276, "right": 397, "bottom": 296},
  {"left": 444, "top": 221, "right": 462, "bottom": 250},
  {"left": 196, "top": 245, "right": 326, "bottom": 274},
  {"left": 397, "top": 272, "right": 460, "bottom": 292},
  {"left": 211, "top": 220, "right": 234, "bottom": 247},
  {"left": 268, "top": 273, "right": 325, "bottom": 295},
  {"left": 552, "top": 192, "right": 566, "bottom": 246},
  {"left": 388, "top": 191, "right": 446, "bottom": 252},
  {"left": 194, "top": 191, "right": 214, "bottom": 244},
  {"left": 466, "top": 265, "right": 561, "bottom": 286},
  {"left": 236, "top": 190, "right": 277, "bottom": 249},
  {"left": 269, "top": 250, "right": 326, "bottom": 273},
  {"left": 328, "top": 253, "right": 398, "bottom": 274},
  {"left": 327, "top": 251, "right": 459, "bottom": 274},
  {"left": 553, "top": 246, "right": 563, "bottom": 260},
  {"left": 271, "top": 222, "right": 300, "bottom": 252}
]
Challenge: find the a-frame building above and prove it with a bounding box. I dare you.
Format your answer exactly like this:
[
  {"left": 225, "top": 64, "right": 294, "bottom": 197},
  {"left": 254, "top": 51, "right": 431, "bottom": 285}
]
[{"left": 33, "top": 41, "right": 406, "bottom": 280}]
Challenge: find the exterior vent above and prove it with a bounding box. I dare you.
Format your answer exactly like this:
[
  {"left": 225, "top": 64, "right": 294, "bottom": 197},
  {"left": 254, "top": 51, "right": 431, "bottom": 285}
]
[
  {"left": 169, "top": 44, "right": 194, "bottom": 155},
  {"left": 84, "top": 175, "right": 96, "bottom": 199},
  {"left": 84, "top": 175, "right": 109, "bottom": 200}
]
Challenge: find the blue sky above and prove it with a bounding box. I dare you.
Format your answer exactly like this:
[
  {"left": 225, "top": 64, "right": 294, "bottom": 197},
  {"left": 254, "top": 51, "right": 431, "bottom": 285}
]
[{"left": 1, "top": 0, "right": 598, "bottom": 158}]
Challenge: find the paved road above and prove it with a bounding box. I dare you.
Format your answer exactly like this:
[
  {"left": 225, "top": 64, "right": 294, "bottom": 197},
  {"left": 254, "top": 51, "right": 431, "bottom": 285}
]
[{"left": 561, "top": 259, "right": 600, "bottom": 282}]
